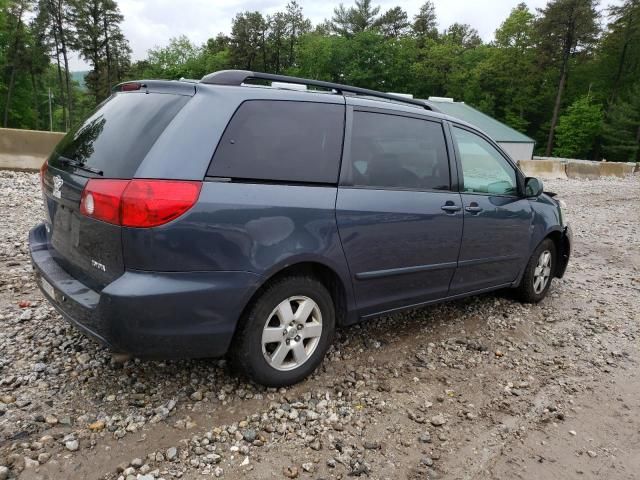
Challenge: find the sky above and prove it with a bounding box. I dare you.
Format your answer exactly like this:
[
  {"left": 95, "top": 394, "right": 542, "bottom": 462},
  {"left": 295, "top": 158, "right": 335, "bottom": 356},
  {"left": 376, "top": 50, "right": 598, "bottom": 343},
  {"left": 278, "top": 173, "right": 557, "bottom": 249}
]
[{"left": 68, "top": 0, "right": 576, "bottom": 70}]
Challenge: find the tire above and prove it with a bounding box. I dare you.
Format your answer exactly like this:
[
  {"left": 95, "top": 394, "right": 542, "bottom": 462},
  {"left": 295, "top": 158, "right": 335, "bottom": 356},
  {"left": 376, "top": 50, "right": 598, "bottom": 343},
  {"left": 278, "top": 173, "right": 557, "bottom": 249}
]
[
  {"left": 515, "top": 238, "right": 556, "bottom": 303},
  {"left": 231, "top": 275, "right": 335, "bottom": 387}
]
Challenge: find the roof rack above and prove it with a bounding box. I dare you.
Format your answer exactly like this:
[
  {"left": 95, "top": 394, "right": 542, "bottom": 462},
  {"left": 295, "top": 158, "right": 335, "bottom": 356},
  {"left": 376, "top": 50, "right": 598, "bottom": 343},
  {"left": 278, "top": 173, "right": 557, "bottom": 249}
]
[{"left": 200, "top": 70, "right": 432, "bottom": 111}]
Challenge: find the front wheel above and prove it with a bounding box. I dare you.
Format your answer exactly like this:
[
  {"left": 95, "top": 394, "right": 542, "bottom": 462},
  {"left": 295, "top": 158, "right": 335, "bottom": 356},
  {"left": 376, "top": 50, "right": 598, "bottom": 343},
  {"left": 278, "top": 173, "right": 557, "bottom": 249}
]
[
  {"left": 514, "top": 238, "right": 556, "bottom": 303},
  {"left": 231, "top": 276, "right": 335, "bottom": 387}
]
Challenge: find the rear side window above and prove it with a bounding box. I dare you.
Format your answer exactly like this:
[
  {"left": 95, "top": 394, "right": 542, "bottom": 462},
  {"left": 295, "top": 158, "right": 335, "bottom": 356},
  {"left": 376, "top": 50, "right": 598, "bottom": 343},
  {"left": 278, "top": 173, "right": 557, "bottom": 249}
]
[
  {"left": 50, "top": 93, "right": 189, "bottom": 178},
  {"left": 208, "top": 100, "right": 344, "bottom": 183},
  {"left": 349, "top": 111, "right": 450, "bottom": 190}
]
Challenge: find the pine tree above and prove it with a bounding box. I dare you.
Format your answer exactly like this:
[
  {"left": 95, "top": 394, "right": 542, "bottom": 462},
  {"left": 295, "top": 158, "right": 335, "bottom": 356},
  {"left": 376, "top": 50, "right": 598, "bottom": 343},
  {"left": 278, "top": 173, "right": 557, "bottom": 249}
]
[
  {"left": 535, "top": 0, "right": 600, "bottom": 156},
  {"left": 69, "top": 0, "right": 129, "bottom": 104},
  {"left": 413, "top": 1, "right": 438, "bottom": 42},
  {"left": 601, "top": 82, "right": 640, "bottom": 162}
]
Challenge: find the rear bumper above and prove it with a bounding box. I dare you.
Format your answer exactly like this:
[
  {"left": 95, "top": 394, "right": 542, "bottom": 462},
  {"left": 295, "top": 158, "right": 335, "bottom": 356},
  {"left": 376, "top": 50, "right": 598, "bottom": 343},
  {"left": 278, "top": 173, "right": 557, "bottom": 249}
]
[
  {"left": 29, "top": 223, "right": 262, "bottom": 358},
  {"left": 555, "top": 225, "right": 572, "bottom": 278}
]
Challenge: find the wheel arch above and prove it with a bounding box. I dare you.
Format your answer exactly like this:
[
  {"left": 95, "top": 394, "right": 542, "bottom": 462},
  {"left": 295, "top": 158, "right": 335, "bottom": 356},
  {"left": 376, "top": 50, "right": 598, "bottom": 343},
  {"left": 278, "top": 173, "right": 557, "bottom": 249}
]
[{"left": 239, "top": 258, "right": 356, "bottom": 329}]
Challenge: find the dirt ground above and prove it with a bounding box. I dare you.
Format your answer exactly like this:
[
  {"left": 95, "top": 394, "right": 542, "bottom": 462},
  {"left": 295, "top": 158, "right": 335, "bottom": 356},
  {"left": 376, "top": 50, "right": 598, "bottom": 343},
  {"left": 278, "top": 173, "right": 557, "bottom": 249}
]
[{"left": 0, "top": 172, "right": 638, "bottom": 480}]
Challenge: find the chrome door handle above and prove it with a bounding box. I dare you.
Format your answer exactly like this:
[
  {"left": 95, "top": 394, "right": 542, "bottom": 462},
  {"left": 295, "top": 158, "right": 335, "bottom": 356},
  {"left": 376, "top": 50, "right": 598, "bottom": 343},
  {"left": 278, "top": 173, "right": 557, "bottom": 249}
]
[
  {"left": 465, "top": 204, "right": 483, "bottom": 213},
  {"left": 441, "top": 204, "right": 461, "bottom": 213}
]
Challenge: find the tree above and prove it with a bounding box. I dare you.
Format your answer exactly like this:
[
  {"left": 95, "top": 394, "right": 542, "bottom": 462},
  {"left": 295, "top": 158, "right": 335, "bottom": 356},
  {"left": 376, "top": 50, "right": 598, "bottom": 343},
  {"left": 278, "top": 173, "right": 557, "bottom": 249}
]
[
  {"left": 2, "top": 0, "right": 31, "bottom": 127},
  {"left": 413, "top": 1, "right": 438, "bottom": 42},
  {"left": 600, "top": 0, "right": 640, "bottom": 105},
  {"left": 41, "top": 0, "right": 74, "bottom": 127},
  {"left": 229, "top": 11, "right": 268, "bottom": 70},
  {"left": 284, "top": 1, "right": 310, "bottom": 68},
  {"left": 329, "top": 0, "right": 380, "bottom": 36},
  {"left": 601, "top": 82, "right": 640, "bottom": 162},
  {"left": 70, "top": 0, "right": 130, "bottom": 104},
  {"left": 376, "top": 6, "right": 410, "bottom": 38},
  {"left": 553, "top": 95, "right": 603, "bottom": 158},
  {"left": 536, "top": 0, "right": 600, "bottom": 155}
]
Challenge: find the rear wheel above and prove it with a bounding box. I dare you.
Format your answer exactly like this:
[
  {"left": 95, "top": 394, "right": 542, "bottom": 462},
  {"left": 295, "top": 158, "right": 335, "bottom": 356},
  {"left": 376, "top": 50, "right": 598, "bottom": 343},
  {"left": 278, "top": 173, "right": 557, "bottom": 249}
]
[
  {"left": 515, "top": 238, "right": 556, "bottom": 303},
  {"left": 232, "top": 276, "right": 335, "bottom": 387}
]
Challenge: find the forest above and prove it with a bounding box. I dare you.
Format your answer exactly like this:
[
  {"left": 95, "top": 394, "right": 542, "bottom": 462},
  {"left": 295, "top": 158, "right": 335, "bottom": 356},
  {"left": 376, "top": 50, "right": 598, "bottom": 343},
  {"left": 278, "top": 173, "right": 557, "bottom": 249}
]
[{"left": 1, "top": 0, "right": 639, "bottom": 161}]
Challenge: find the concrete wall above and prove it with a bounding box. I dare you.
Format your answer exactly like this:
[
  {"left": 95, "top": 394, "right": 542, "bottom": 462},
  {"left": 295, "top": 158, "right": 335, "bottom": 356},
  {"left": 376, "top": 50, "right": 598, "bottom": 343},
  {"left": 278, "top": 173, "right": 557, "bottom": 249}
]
[
  {"left": 520, "top": 157, "right": 636, "bottom": 180},
  {"left": 0, "top": 128, "right": 65, "bottom": 171}
]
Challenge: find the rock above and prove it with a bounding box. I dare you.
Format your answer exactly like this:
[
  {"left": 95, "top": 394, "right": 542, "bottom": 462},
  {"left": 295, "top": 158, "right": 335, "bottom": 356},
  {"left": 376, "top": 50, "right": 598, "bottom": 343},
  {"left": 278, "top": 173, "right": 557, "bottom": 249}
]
[
  {"left": 131, "top": 458, "right": 144, "bottom": 468},
  {"left": 302, "top": 462, "right": 314, "bottom": 473},
  {"left": 421, "top": 457, "right": 434, "bottom": 467},
  {"left": 37, "top": 452, "right": 51, "bottom": 463},
  {"left": 0, "top": 395, "right": 16, "bottom": 404},
  {"left": 327, "top": 458, "right": 336, "bottom": 468},
  {"left": 0, "top": 466, "right": 9, "bottom": 480},
  {"left": 19, "top": 309, "right": 32, "bottom": 321},
  {"left": 65, "top": 440, "right": 79, "bottom": 451},
  {"left": 89, "top": 420, "right": 105, "bottom": 432},
  {"left": 24, "top": 457, "right": 39, "bottom": 469},
  {"left": 363, "top": 440, "right": 380, "bottom": 450},
  {"left": 430, "top": 414, "right": 446, "bottom": 426},
  {"left": 418, "top": 432, "right": 432, "bottom": 443},
  {"left": 283, "top": 466, "right": 299, "bottom": 478},
  {"left": 214, "top": 466, "right": 224, "bottom": 477},
  {"left": 569, "top": 430, "right": 577, "bottom": 436},
  {"left": 165, "top": 447, "right": 177, "bottom": 461},
  {"left": 242, "top": 429, "right": 256, "bottom": 443},
  {"left": 240, "top": 456, "right": 249, "bottom": 466},
  {"left": 33, "top": 362, "right": 46, "bottom": 372},
  {"left": 587, "top": 450, "right": 597, "bottom": 458},
  {"left": 190, "top": 391, "right": 203, "bottom": 402}
]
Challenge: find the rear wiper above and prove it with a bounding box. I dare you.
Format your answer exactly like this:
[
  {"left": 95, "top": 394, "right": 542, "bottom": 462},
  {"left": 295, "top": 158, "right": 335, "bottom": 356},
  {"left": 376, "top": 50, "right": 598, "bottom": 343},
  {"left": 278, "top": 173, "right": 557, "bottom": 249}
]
[{"left": 59, "top": 156, "right": 103, "bottom": 176}]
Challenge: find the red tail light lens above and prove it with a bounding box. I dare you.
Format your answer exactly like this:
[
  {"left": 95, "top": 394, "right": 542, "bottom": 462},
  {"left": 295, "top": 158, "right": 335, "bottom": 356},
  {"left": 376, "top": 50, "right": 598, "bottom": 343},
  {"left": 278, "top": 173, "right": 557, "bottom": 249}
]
[
  {"left": 79, "top": 179, "right": 201, "bottom": 228},
  {"left": 80, "top": 179, "right": 129, "bottom": 225},
  {"left": 121, "top": 180, "right": 202, "bottom": 227}
]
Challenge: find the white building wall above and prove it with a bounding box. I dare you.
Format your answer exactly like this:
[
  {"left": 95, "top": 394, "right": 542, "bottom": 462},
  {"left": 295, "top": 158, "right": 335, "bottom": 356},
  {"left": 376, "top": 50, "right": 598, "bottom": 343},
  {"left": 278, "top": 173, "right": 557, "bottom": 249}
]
[{"left": 498, "top": 142, "right": 534, "bottom": 161}]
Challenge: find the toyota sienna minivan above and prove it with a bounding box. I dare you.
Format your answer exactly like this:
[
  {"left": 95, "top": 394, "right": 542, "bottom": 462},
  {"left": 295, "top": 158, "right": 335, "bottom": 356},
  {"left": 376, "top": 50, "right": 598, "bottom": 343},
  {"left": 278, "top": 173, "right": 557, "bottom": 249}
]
[{"left": 29, "top": 70, "right": 571, "bottom": 386}]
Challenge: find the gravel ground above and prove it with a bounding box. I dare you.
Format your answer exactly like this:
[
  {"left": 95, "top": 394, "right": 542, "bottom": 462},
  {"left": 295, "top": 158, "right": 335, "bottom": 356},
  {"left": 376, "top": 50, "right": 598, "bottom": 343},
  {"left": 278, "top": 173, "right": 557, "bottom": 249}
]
[{"left": 0, "top": 171, "right": 638, "bottom": 480}]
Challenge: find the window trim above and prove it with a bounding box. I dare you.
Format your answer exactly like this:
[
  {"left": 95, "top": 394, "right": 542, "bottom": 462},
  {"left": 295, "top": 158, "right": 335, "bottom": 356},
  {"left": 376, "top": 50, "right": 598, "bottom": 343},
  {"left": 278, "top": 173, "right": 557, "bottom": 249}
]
[
  {"left": 448, "top": 122, "right": 524, "bottom": 198},
  {"left": 338, "top": 105, "right": 457, "bottom": 193}
]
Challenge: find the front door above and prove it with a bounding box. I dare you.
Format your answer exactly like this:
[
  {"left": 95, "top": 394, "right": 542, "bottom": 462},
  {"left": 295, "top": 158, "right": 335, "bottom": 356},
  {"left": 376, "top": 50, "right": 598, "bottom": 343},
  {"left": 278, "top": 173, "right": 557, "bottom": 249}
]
[
  {"left": 336, "top": 108, "right": 463, "bottom": 316},
  {"left": 448, "top": 125, "right": 533, "bottom": 294}
]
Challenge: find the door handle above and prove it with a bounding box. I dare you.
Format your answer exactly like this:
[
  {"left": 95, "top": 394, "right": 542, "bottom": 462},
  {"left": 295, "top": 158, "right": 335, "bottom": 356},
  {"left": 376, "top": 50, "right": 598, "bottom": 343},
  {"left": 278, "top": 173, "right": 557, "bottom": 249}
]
[
  {"left": 441, "top": 204, "right": 461, "bottom": 213},
  {"left": 465, "top": 202, "right": 483, "bottom": 213}
]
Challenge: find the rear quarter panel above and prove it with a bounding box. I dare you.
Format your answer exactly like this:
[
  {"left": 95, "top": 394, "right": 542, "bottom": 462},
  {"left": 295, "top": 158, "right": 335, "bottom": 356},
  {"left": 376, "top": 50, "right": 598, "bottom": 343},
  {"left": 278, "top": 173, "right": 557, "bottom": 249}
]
[{"left": 122, "top": 182, "right": 356, "bottom": 309}]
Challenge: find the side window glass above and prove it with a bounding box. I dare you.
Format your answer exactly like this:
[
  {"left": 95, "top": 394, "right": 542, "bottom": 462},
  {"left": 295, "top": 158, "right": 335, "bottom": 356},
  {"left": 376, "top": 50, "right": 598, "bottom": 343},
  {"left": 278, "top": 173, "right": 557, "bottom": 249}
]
[
  {"left": 452, "top": 127, "right": 517, "bottom": 195},
  {"left": 349, "top": 111, "right": 450, "bottom": 191},
  {"left": 209, "top": 100, "right": 344, "bottom": 183}
]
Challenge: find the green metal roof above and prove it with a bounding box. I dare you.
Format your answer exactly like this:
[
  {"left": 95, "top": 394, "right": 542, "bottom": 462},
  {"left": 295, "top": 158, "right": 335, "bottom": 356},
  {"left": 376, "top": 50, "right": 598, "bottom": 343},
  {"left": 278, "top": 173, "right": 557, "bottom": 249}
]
[{"left": 426, "top": 99, "right": 535, "bottom": 144}]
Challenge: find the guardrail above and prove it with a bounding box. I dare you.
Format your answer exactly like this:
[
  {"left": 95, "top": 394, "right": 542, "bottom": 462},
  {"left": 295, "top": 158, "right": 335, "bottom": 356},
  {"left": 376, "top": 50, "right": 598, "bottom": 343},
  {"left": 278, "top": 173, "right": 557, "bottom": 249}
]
[{"left": 0, "top": 128, "right": 65, "bottom": 171}]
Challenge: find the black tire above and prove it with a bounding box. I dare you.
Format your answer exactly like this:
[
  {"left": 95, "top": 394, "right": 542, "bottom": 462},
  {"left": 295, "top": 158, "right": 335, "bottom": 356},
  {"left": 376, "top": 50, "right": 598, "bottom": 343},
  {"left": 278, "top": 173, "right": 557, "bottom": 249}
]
[
  {"left": 231, "top": 276, "right": 335, "bottom": 387},
  {"left": 515, "top": 238, "right": 556, "bottom": 303}
]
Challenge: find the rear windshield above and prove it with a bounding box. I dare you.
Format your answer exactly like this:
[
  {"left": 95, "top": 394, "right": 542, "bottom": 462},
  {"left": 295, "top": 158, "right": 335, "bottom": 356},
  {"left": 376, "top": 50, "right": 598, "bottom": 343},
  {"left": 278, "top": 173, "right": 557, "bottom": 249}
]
[{"left": 50, "top": 92, "right": 189, "bottom": 178}]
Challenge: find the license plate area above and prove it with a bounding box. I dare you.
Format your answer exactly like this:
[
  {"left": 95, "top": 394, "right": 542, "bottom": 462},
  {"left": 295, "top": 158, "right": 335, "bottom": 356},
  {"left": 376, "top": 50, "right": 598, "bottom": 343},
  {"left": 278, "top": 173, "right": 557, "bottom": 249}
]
[{"left": 40, "top": 276, "right": 56, "bottom": 300}]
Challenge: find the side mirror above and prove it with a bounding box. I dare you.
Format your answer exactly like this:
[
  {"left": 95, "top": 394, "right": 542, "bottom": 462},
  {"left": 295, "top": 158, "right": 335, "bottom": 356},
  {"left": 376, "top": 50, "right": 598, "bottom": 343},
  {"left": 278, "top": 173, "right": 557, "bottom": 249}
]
[{"left": 525, "top": 177, "right": 544, "bottom": 197}]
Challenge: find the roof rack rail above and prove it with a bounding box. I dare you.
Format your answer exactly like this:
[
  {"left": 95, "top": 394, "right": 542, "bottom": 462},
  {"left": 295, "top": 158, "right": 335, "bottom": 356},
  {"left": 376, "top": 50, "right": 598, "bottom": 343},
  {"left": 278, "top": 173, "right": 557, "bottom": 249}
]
[{"left": 200, "top": 70, "right": 432, "bottom": 111}]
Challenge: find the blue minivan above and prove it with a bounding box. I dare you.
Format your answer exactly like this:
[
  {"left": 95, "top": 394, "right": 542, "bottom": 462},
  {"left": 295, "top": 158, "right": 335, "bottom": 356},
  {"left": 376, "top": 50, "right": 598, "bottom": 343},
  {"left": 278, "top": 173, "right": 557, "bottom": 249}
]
[{"left": 29, "top": 70, "right": 571, "bottom": 386}]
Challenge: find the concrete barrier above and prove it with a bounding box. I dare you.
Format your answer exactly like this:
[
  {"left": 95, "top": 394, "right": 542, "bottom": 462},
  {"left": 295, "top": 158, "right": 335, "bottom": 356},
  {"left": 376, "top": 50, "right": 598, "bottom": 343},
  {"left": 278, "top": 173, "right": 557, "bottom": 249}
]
[
  {"left": 599, "top": 162, "right": 636, "bottom": 178},
  {"left": 518, "top": 159, "right": 567, "bottom": 179},
  {"left": 0, "top": 128, "right": 65, "bottom": 171},
  {"left": 565, "top": 160, "right": 601, "bottom": 180}
]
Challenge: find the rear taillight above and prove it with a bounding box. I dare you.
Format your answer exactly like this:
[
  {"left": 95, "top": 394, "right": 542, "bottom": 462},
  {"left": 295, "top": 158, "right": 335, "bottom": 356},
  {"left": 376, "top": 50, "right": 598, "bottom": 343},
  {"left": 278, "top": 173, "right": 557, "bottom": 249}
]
[
  {"left": 80, "top": 179, "right": 201, "bottom": 228},
  {"left": 40, "top": 161, "right": 48, "bottom": 187}
]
